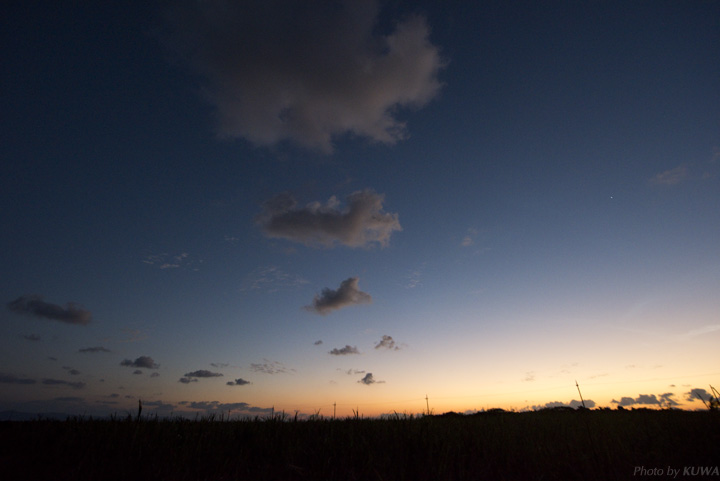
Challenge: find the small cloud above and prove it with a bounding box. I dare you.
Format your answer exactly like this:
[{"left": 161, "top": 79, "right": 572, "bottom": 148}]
[
  {"left": 178, "top": 377, "right": 198, "bottom": 384},
  {"left": 524, "top": 372, "right": 536, "bottom": 382},
  {"left": 329, "top": 345, "right": 360, "bottom": 356},
  {"left": 133, "top": 370, "right": 143, "bottom": 375},
  {"left": 210, "top": 362, "right": 229, "bottom": 368},
  {"left": 405, "top": 264, "right": 425, "bottom": 289},
  {"left": 257, "top": 190, "right": 401, "bottom": 248},
  {"left": 120, "top": 356, "right": 159, "bottom": 369},
  {"left": 358, "top": 373, "right": 384, "bottom": 385},
  {"left": 0, "top": 373, "right": 37, "bottom": 385},
  {"left": 306, "top": 277, "right": 371, "bottom": 315},
  {"left": 7, "top": 295, "right": 91, "bottom": 325},
  {"left": 23, "top": 334, "right": 41, "bottom": 341},
  {"left": 227, "top": 378, "right": 251, "bottom": 386},
  {"left": 68, "top": 369, "right": 81, "bottom": 376},
  {"left": 184, "top": 370, "right": 224, "bottom": 378},
  {"left": 649, "top": 165, "right": 688, "bottom": 186},
  {"left": 42, "top": 379, "right": 86, "bottom": 389},
  {"left": 374, "top": 335, "right": 400, "bottom": 351},
  {"left": 314, "top": 340, "right": 323, "bottom": 346},
  {"left": 78, "top": 346, "right": 111, "bottom": 353},
  {"left": 150, "top": 372, "right": 160, "bottom": 378}
]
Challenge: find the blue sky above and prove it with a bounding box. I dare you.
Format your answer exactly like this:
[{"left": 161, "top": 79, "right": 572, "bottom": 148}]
[{"left": 1, "top": 0, "right": 719, "bottom": 418}]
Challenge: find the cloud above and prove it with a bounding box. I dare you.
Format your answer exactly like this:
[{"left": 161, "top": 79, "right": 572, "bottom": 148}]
[
  {"left": 610, "top": 393, "right": 677, "bottom": 407},
  {"left": 340, "top": 369, "right": 365, "bottom": 375},
  {"left": 314, "top": 340, "right": 323, "bottom": 346},
  {"left": 178, "top": 377, "right": 198, "bottom": 384},
  {"left": 358, "top": 373, "right": 384, "bottom": 385},
  {"left": 649, "top": 165, "right": 688, "bottom": 185},
  {"left": 150, "top": 372, "right": 160, "bottom": 378},
  {"left": 7, "top": 295, "right": 92, "bottom": 325},
  {"left": 329, "top": 345, "right": 360, "bottom": 356},
  {"left": 22, "top": 334, "right": 41, "bottom": 341},
  {"left": 250, "top": 359, "right": 295, "bottom": 375},
  {"left": 163, "top": 0, "right": 444, "bottom": 153},
  {"left": 78, "top": 346, "right": 111, "bottom": 353},
  {"left": 184, "top": 401, "right": 272, "bottom": 415},
  {"left": 120, "top": 356, "right": 159, "bottom": 369},
  {"left": 0, "top": 373, "right": 36, "bottom": 385},
  {"left": 532, "top": 399, "right": 596, "bottom": 410},
  {"left": 523, "top": 372, "right": 536, "bottom": 382},
  {"left": 133, "top": 370, "right": 143, "bottom": 375},
  {"left": 240, "top": 266, "right": 309, "bottom": 292},
  {"left": 227, "top": 378, "right": 251, "bottom": 386},
  {"left": 42, "top": 379, "right": 85, "bottom": 389},
  {"left": 258, "top": 190, "right": 401, "bottom": 248},
  {"left": 306, "top": 277, "right": 372, "bottom": 315},
  {"left": 374, "top": 335, "right": 400, "bottom": 350},
  {"left": 685, "top": 388, "right": 720, "bottom": 404},
  {"left": 184, "top": 370, "right": 224, "bottom": 378}
]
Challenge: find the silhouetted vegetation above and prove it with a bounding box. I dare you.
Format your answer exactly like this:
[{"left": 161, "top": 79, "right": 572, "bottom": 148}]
[{"left": 1, "top": 409, "right": 718, "bottom": 480}]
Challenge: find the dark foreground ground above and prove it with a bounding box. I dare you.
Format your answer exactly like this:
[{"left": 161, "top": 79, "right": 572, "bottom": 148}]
[{"left": 1, "top": 409, "right": 718, "bottom": 480}]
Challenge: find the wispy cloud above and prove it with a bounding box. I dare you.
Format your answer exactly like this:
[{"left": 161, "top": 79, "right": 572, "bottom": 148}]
[
  {"left": 120, "top": 356, "right": 159, "bottom": 369},
  {"left": 306, "top": 277, "right": 372, "bottom": 315},
  {"left": 79, "top": 346, "right": 111, "bottom": 353},
  {"left": 142, "top": 252, "right": 200, "bottom": 270},
  {"left": 183, "top": 370, "right": 223, "bottom": 379},
  {"left": 257, "top": 190, "right": 401, "bottom": 248},
  {"left": 22, "top": 334, "right": 41, "bottom": 341},
  {"left": 374, "top": 335, "right": 400, "bottom": 351},
  {"left": 183, "top": 401, "right": 272, "bottom": 415},
  {"left": 649, "top": 165, "right": 688, "bottom": 186},
  {"left": 227, "top": 378, "right": 251, "bottom": 386},
  {"left": 314, "top": 340, "right": 323, "bottom": 346},
  {"left": 164, "top": 0, "right": 444, "bottom": 153},
  {"left": 0, "top": 373, "right": 36, "bottom": 385},
  {"left": 7, "top": 295, "right": 91, "bottom": 325},
  {"left": 42, "top": 378, "right": 86, "bottom": 389},
  {"left": 358, "top": 373, "right": 384, "bottom": 385},
  {"left": 405, "top": 263, "right": 425, "bottom": 289},
  {"left": 329, "top": 345, "right": 360, "bottom": 356},
  {"left": 250, "top": 359, "right": 295, "bottom": 375},
  {"left": 339, "top": 368, "right": 366, "bottom": 375},
  {"left": 240, "top": 266, "right": 309, "bottom": 292},
  {"left": 178, "top": 377, "right": 198, "bottom": 384}
]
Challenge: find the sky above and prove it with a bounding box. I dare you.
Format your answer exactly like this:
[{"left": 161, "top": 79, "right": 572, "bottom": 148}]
[{"left": 1, "top": 0, "right": 719, "bottom": 419}]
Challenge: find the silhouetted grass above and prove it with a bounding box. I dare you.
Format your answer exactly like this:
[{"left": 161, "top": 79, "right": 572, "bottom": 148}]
[{"left": 1, "top": 409, "right": 718, "bottom": 480}]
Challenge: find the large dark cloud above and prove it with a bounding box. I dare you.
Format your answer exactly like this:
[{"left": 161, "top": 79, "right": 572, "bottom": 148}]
[
  {"left": 306, "top": 277, "right": 372, "bottom": 315},
  {"left": 120, "top": 356, "right": 159, "bottom": 369},
  {"left": 7, "top": 295, "right": 91, "bottom": 325},
  {"left": 329, "top": 345, "right": 360, "bottom": 356},
  {"left": 164, "top": 0, "right": 444, "bottom": 153},
  {"left": 258, "top": 190, "right": 401, "bottom": 248}
]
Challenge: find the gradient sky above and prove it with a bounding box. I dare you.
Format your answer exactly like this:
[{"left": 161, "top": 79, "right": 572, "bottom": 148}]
[{"left": 2, "top": 0, "right": 719, "bottom": 418}]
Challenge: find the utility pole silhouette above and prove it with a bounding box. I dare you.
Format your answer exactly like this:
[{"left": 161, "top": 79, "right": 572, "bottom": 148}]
[
  {"left": 333, "top": 402, "right": 336, "bottom": 419},
  {"left": 575, "top": 380, "right": 587, "bottom": 409},
  {"left": 425, "top": 394, "right": 430, "bottom": 415}
]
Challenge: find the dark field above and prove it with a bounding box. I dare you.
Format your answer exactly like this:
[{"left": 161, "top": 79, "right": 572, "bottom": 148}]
[{"left": 1, "top": 409, "right": 718, "bottom": 481}]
